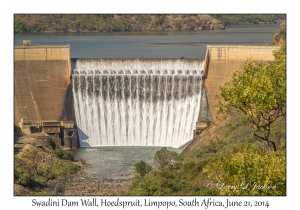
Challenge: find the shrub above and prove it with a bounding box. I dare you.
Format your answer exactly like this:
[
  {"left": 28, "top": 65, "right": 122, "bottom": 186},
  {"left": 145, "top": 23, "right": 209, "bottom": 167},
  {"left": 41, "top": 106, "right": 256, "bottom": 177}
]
[
  {"left": 134, "top": 161, "right": 152, "bottom": 178},
  {"left": 53, "top": 145, "right": 74, "bottom": 160},
  {"left": 50, "top": 160, "right": 79, "bottom": 176},
  {"left": 14, "top": 168, "right": 32, "bottom": 186},
  {"left": 153, "top": 147, "right": 182, "bottom": 169},
  {"left": 53, "top": 145, "right": 64, "bottom": 158},
  {"left": 203, "top": 148, "right": 286, "bottom": 195},
  {"left": 63, "top": 150, "right": 74, "bottom": 161},
  {"left": 54, "top": 185, "right": 61, "bottom": 194}
]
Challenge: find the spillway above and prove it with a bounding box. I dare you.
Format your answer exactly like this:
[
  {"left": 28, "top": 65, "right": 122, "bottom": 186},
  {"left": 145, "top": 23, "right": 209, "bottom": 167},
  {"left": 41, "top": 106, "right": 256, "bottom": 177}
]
[{"left": 72, "top": 58, "right": 204, "bottom": 148}]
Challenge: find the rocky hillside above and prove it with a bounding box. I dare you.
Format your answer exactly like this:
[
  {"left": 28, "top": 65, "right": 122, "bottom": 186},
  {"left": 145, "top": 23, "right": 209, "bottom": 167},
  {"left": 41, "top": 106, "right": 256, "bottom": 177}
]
[
  {"left": 14, "top": 14, "right": 224, "bottom": 33},
  {"left": 14, "top": 14, "right": 286, "bottom": 33},
  {"left": 211, "top": 14, "right": 285, "bottom": 25}
]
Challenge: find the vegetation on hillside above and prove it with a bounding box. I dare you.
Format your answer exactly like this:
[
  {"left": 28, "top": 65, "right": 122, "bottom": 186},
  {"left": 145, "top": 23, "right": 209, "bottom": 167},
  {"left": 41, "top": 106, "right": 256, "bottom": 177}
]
[
  {"left": 125, "top": 41, "right": 286, "bottom": 196},
  {"left": 211, "top": 14, "right": 286, "bottom": 25},
  {"left": 14, "top": 14, "right": 285, "bottom": 34},
  {"left": 216, "top": 46, "right": 286, "bottom": 151},
  {"left": 14, "top": 144, "right": 80, "bottom": 195},
  {"left": 14, "top": 14, "right": 225, "bottom": 33},
  {"left": 125, "top": 112, "right": 286, "bottom": 195},
  {"left": 272, "top": 21, "right": 286, "bottom": 46}
]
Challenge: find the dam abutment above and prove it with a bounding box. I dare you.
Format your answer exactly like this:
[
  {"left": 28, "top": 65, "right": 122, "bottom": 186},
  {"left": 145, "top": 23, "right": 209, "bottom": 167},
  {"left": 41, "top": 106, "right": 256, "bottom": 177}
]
[
  {"left": 14, "top": 45, "right": 74, "bottom": 123},
  {"left": 203, "top": 45, "right": 280, "bottom": 120}
]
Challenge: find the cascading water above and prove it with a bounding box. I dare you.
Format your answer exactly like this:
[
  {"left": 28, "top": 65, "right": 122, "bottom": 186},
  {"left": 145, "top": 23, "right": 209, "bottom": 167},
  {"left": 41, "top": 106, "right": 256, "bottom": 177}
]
[{"left": 72, "top": 58, "right": 204, "bottom": 148}]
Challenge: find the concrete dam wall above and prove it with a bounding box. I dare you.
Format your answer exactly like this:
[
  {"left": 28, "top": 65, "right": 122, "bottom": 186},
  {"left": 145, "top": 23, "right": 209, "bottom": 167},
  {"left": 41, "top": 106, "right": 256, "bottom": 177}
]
[
  {"left": 14, "top": 45, "right": 74, "bottom": 124},
  {"left": 14, "top": 44, "right": 280, "bottom": 147},
  {"left": 203, "top": 45, "right": 280, "bottom": 118}
]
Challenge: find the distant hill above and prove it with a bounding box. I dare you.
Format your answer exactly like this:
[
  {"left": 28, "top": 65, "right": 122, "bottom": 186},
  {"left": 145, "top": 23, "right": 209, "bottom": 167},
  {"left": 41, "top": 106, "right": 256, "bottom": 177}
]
[
  {"left": 14, "top": 14, "right": 286, "bottom": 34},
  {"left": 210, "top": 14, "right": 286, "bottom": 25},
  {"left": 14, "top": 14, "right": 226, "bottom": 33}
]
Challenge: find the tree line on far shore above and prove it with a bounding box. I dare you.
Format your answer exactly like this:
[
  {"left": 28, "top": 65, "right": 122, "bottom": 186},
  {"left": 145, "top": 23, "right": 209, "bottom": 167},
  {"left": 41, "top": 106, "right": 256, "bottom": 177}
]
[{"left": 14, "top": 14, "right": 285, "bottom": 33}]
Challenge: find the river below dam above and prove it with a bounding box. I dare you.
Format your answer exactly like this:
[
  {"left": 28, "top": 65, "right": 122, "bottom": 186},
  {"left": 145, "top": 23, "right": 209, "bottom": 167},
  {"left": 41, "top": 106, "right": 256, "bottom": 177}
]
[
  {"left": 73, "top": 146, "right": 181, "bottom": 179},
  {"left": 14, "top": 23, "right": 281, "bottom": 183},
  {"left": 46, "top": 146, "right": 181, "bottom": 196}
]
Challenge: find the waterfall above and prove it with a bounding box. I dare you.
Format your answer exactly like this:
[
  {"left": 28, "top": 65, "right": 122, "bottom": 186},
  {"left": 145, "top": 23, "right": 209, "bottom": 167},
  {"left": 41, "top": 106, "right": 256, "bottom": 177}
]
[{"left": 72, "top": 58, "right": 204, "bottom": 148}]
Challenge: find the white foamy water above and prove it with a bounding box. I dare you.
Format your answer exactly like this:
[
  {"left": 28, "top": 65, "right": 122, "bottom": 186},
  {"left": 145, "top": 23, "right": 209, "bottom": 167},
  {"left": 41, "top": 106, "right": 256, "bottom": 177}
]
[{"left": 72, "top": 59, "right": 203, "bottom": 148}]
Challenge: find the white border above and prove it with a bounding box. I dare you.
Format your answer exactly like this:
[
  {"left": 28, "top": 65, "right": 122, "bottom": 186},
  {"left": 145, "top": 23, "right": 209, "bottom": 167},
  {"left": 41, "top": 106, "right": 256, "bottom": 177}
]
[{"left": 3, "top": 1, "right": 298, "bottom": 209}]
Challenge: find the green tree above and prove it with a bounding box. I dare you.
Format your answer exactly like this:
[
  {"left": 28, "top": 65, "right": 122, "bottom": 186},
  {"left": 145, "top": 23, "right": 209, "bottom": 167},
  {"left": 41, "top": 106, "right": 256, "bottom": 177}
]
[
  {"left": 153, "top": 147, "right": 182, "bottom": 169},
  {"left": 14, "top": 20, "right": 26, "bottom": 33},
  {"left": 217, "top": 47, "right": 286, "bottom": 151},
  {"left": 272, "top": 21, "right": 286, "bottom": 46},
  {"left": 134, "top": 160, "right": 152, "bottom": 178}
]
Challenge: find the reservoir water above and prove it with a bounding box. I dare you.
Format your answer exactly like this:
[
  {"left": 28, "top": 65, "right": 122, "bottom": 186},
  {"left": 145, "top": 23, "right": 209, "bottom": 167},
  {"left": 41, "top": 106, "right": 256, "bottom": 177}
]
[
  {"left": 14, "top": 23, "right": 280, "bottom": 58},
  {"left": 14, "top": 23, "right": 281, "bottom": 179}
]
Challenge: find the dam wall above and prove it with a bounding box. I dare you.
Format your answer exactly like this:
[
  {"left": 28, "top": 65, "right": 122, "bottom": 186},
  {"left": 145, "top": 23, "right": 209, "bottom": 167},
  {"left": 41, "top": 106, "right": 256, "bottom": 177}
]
[
  {"left": 203, "top": 45, "right": 280, "bottom": 118},
  {"left": 14, "top": 44, "right": 281, "bottom": 147},
  {"left": 14, "top": 45, "right": 74, "bottom": 124}
]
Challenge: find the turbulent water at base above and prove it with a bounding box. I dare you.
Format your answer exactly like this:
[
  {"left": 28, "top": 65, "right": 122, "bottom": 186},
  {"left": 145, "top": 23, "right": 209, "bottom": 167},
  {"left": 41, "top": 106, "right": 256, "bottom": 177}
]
[{"left": 72, "top": 58, "right": 204, "bottom": 148}]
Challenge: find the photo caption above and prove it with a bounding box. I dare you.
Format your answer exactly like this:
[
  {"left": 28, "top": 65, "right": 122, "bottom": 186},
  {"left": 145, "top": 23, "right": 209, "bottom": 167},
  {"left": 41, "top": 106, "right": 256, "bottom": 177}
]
[{"left": 31, "top": 197, "right": 270, "bottom": 209}]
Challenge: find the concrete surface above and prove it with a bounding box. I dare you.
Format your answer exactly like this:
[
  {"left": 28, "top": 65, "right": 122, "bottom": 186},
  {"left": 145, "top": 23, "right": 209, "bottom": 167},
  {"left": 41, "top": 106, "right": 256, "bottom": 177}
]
[{"left": 14, "top": 45, "right": 74, "bottom": 124}]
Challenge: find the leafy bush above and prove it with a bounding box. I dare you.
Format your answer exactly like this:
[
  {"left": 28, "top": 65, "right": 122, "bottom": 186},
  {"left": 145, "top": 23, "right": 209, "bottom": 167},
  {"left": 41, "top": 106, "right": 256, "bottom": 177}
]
[
  {"left": 272, "top": 21, "right": 286, "bottom": 45},
  {"left": 14, "top": 167, "right": 32, "bottom": 186},
  {"left": 134, "top": 160, "right": 152, "bottom": 178},
  {"left": 153, "top": 147, "right": 182, "bottom": 169},
  {"left": 34, "top": 175, "right": 48, "bottom": 185},
  {"left": 216, "top": 46, "right": 286, "bottom": 151},
  {"left": 54, "top": 185, "right": 62, "bottom": 194},
  {"left": 203, "top": 148, "right": 286, "bottom": 195},
  {"left": 50, "top": 160, "right": 79, "bottom": 176},
  {"left": 53, "top": 145, "right": 74, "bottom": 160},
  {"left": 195, "top": 188, "right": 219, "bottom": 196},
  {"left": 128, "top": 167, "right": 196, "bottom": 196},
  {"left": 63, "top": 150, "right": 74, "bottom": 161},
  {"left": 53, "top": 145, "right": 64, "bottom": 158}
]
